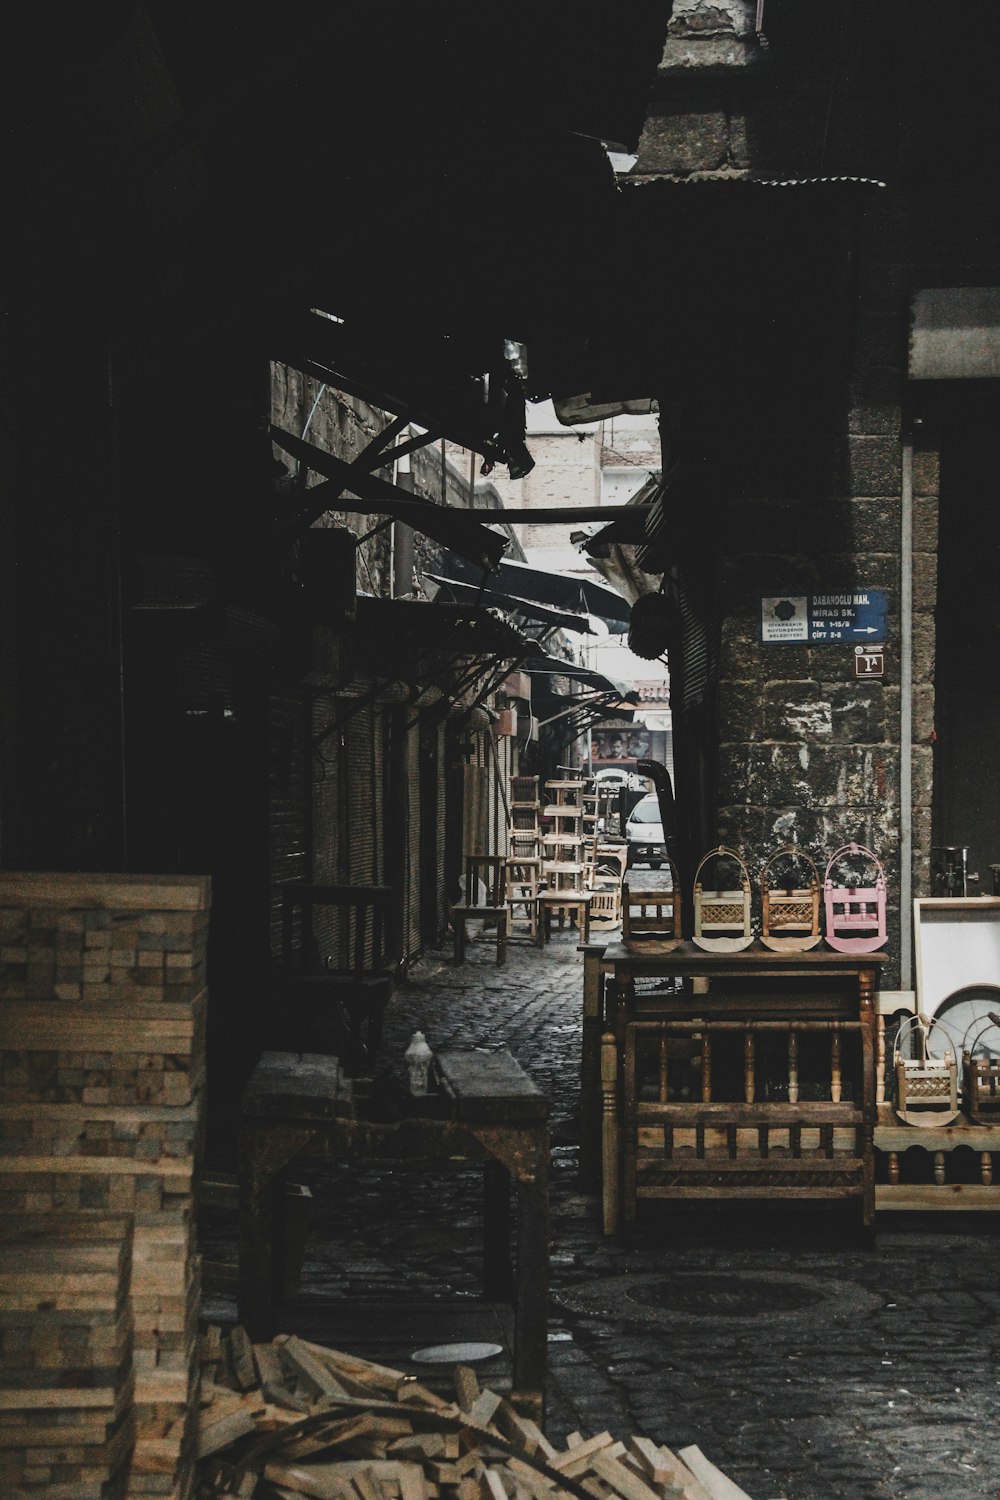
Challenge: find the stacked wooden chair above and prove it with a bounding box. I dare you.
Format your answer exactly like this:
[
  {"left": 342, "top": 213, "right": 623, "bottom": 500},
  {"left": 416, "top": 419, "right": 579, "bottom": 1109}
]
[
  {"left": 508, "top": 774, "right": 542, "bottom": 859},
  {"left": 540, "top": 777, "right": 591, "bottom": 938}
]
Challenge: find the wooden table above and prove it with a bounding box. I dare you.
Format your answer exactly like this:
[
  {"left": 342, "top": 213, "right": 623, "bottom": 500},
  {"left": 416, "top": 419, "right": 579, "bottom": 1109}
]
[
  {"left": 578, "top": 936, "right": 618, "bottom": 1190},
  {"left": 599, "top": 941, "right": 885, "bottom": 1234},
  {"left": 238, "top": 1049, "right": 549, "bottom": 1417}
]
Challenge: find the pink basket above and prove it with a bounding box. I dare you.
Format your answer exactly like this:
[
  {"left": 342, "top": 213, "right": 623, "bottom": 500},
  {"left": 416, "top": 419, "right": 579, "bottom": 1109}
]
[{"left": 823, "top": 842, "right": 886, "bottom": 954}]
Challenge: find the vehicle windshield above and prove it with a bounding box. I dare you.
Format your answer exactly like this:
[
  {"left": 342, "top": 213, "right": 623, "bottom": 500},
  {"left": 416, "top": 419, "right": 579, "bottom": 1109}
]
[{"left": 629, "top": 799, "right": 661, "bottom": 824}]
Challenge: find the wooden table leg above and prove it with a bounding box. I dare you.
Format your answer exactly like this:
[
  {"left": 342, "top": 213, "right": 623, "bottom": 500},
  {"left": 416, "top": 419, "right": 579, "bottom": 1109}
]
[
  {"left": 860, "top": 968, "right": 876, "bottom": 1228},
  {"left": 511, "top": 1126, "right": 548, "bottom": 1421},
  {"left": 483, "top": 1158, "right": 513, "bottom": 1302},
  {"left": 238, "top": 1121, "right": 289, "bottom": 1341},
  {"left": 579, "top": 952, "right": 603, "bottom": 1190},
  {"left": 601, "top": 1030, "right": 620, "bottom": 1235}
]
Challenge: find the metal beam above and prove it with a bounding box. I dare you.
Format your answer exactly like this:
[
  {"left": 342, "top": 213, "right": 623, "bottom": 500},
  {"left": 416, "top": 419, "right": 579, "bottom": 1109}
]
[
  {"left": 270, "top": 427, "right": 508, "bottom": 570},
  {"left": 471, "top": 505, "right": 654, "bottom": 524},
  {"left": 273, "top": 348, "right": 505, "bottom": 465}
]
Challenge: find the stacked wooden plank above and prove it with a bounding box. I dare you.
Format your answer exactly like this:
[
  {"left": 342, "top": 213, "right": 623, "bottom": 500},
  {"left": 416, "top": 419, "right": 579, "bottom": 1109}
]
[
  {"left": 0, "top": 872, "right": 211, "bottom": 1500},
  {"left": 0, "top": 1215, "right": 136, "bottom": 1499},
  {"left": 193, "top": 1327, "right": 754, "bottom": 1500}
]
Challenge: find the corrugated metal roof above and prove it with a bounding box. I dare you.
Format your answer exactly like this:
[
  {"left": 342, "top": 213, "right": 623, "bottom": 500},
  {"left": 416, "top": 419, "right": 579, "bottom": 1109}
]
[{"left": 625, "top": 172, "right": 887, "bottom": 188}]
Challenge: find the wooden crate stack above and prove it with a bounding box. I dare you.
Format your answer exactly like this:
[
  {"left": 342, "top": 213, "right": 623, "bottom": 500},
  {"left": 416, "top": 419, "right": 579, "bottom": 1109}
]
[
  {"left": 0, "top": 871, "right": 210, "bottom": 1500},
  {"left": 0, "top": 1215, "right": 136, "bottom": 1499}
]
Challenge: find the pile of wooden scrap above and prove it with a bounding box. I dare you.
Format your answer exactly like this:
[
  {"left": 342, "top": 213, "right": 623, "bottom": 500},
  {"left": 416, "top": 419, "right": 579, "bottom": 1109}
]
[{"left": 195, "top": 1325, "right": 758, "bottom": 1500}]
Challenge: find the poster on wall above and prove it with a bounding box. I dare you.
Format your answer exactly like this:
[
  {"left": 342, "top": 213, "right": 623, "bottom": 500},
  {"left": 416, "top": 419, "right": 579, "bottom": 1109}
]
[{"left": 591, "top": 725, "right": 651, "bottom": 763}]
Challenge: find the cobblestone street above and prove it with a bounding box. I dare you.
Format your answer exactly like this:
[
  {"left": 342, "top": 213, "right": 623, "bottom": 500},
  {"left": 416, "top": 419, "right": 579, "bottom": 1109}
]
[{"left": 202, "top": 927, "right": 1000, "bottom": 1500}]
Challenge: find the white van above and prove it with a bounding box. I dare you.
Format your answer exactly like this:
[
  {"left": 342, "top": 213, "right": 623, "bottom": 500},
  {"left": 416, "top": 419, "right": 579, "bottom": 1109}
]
[{"left": 624, "top": 792, "right": 666, "bottom": 868}]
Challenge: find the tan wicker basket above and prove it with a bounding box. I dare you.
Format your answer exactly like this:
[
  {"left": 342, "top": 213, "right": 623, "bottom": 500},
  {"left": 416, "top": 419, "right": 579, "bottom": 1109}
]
[
  {"left": 760, "top": 846, "right": 821, "bottom": 953},
  {"left": 961, "top": 1011, "right": 1000, "bottom": 1124},
  {"left": 893, "top": 1014, "right": 960, "bottom": 1128},
  {"left": 622, "top": 858, "right": 682, "bottom": 948},
  {"left": 693, "top": 846, "right": 753, "bottom": 953}
]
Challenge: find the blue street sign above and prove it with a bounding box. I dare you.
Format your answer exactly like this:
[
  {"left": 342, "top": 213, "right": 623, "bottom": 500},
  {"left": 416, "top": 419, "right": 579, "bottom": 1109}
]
[{"left": 761, "top": 590, "right": 888, "bottom": 644}]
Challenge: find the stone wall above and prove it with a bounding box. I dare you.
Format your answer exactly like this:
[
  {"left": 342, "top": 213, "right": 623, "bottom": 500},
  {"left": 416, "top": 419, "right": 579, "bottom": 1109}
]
[
  {"left": 632, "top": 4, "right": 984, "bottom": 984},
  {"left": 271, "top": 363, "right": 396, "bottom": 594}
]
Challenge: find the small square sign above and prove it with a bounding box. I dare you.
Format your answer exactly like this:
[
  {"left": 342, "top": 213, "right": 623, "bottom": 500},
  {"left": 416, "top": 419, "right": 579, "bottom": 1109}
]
[
  {"left": 761, "top": 595, "right": 809, "bottom": 642},
  {"left": 853, "top": 646, "right": 885, "bottom": 678}
]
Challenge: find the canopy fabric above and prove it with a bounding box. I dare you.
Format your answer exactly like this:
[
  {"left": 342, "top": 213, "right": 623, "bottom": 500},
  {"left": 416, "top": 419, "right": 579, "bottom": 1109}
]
[
  {"left": 355, "top": 596, "right": 530, "bottom": 660},
  {"left": 441, "top": 554, "right": 632, "bottom": 630},
  {"left": 422, "top": 574, "right": 596, "bottom": 635},
  {"left": 524, "top": 651, "right": 637, "bottom": 701}
]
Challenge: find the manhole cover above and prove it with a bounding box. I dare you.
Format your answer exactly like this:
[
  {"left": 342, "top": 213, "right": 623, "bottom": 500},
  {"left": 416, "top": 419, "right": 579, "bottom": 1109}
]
[{"left": 553, "top": 1268, "right": 879, "bottom": 1327}]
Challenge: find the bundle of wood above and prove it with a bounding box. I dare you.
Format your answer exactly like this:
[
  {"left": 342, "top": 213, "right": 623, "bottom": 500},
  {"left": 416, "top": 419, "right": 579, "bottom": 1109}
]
[
  {"left": 0, "top": 872, "right": 209, "bottom": 1009},
  {"left": 0, "top": 872, "right": 211, "bottom": 1500},
  {"left": 194, "top": 1326, "right": 755, "bottom": 1500},
  {"left": 0, "top": 1216, "right": 136, "bottom": 1499}
]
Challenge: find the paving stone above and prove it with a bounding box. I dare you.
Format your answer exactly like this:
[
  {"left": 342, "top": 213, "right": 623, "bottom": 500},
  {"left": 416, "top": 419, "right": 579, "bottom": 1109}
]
[{"left": 201, "top": 933, "right": 1000, "bottom": 1500}]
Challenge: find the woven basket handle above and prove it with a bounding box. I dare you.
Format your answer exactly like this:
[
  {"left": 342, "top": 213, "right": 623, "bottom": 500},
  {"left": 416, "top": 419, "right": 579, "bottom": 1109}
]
[
  {"left": 893, "top": 1012, "right": 960, "bottom": 1064},
  {"left": 823, "top": 842, "right": 884, "bottom": 887},
  {"left": 694, "top": 844, "right": 750, "bottom": 890},
  {"left": 961, "top": 1010, "right": 1000, "bottom": 1055},
  {"left": 762, "top": 845, "right": 819, "bottom": 890}
]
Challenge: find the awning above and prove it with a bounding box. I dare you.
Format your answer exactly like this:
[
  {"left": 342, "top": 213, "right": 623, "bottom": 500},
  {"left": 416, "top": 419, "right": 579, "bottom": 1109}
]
[
  {"left": 524, "top": 652, "right": 637, "bottom": 701},
  {"left": 311, "top": 597, "right": 534, "bottom": 742},
  {"left": 441, "top": 554, "right": 632, "bottom": 631},
  {"left": 355, "top": 596, "right": 530, "bottom": 664},
  {"left": 580, "top": 473, "right": 664, "bottom": 555},
  {"left": 422, "top": 574, "right": 596, "bottom": 635}
]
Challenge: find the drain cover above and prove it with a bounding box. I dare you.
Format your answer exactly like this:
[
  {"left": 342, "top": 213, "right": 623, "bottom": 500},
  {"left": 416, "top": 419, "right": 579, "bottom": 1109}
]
[{"left": 553, "top": 1268, "right": 879, "bottom": 1328}]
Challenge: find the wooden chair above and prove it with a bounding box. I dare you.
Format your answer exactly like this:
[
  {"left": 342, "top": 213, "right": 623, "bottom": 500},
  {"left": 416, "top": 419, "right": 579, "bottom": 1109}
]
[
  {"left": 273, "top": 883, "right": 394, "bottom": 1076},
  {"left": 588, "top": 886, "right": 620, "bottom": 934},
  {"left": 505, "top": 857, "right": 543, "bottom": 946},
  {"left": 587, "top": 843, "right": 629, "bottom": 889},
  {"left": 540, "top": 888, "right": 592, "bottom": 943},
  {"left": 452, "top": 854, "right": 509, "bottom": 966}
]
